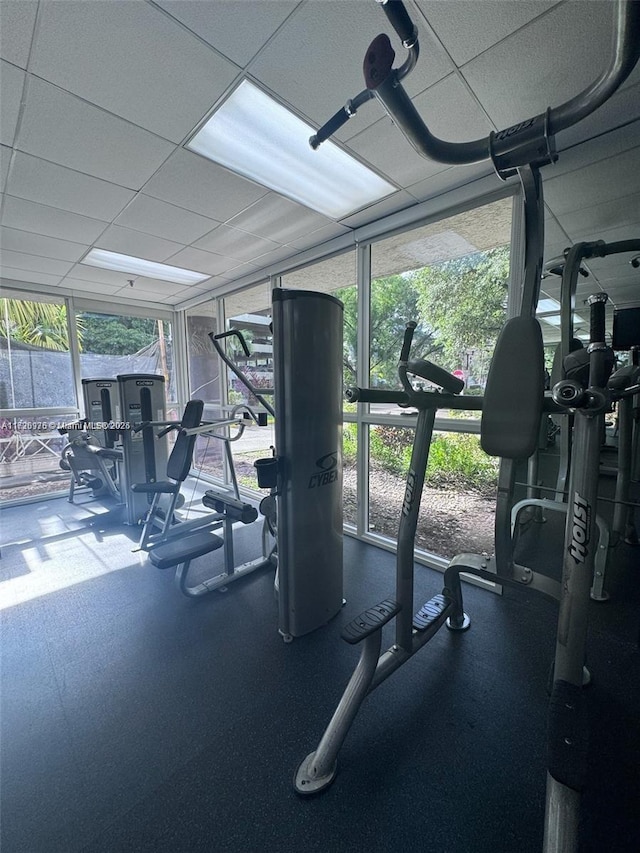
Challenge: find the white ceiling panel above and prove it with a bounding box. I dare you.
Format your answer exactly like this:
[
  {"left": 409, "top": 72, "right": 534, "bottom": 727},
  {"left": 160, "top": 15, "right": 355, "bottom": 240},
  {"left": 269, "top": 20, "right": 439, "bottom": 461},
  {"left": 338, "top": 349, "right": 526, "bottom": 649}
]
[
  {"left": 0, "top": 143, "right": 11, "bottom": 191},
  {"left": 347, "top": 73, "right": 494, "bottom": 187},
  {"left": 1, "top": 196, "right": 107, "bottom": 243},
  {"left": 143, "top": 149, "right": 268, "bottom": 221},
  {"left": 93, "top": 225, "right": 185, "bottom": 263},
  {"left": 287, "top": 222, "right": 352, "bottom": 251},
  {"left": 62, "top": 278, "right": 126, "bottom": 297},
  {"left": 7, "top": 152, "right": 136, "bottom": 220},
  {"left": 17, "top": 77, "right": 175, "bottom": 188},
  {"left": 65, "top": 264, "right": 140, "bottom": 286},
  {"left": 0, "top": 60, "right": 24, "bottom": 147},
  {"left": 227, "top": 193, "right": 331, "bottom": 244},
  {"left": 156, "top": 0, "right": 299, "bottom": 68},
  {"left": 544, "top": 149, "right": 640, "bottom": 217},
  {"left": 339, "top": 190, "right": 417, "bottom": 229},
  {"left": 113, "top": 194, "right": 220, "bottom": 245},
  {"left": 461, "top": 1, "right": 640, "bottom": 133},
  {"left": 611, "top": 284, "right": 640, "bottom": 307},
  {"left": 194, "top": 224, "right": 281, "bottom": 261},
  {"left": 0, "top": 267, "right": 63, "bottom": 287},
  {"left": 31, "top": 0, "right": 240, "bottom": 144},
  {"left": 250, "top": 0, "right": 454, "bottom": 142},
  {"left": 119, "top": 276, "right": 204, "bottom": 298},
  {"left": 0, "top": 226, "right": 87, "bottom": 262},
  {"left": 165, "top": 247, "right": 238, "bottom": 277},
  {"left": 415, "top": 0, "right": 559, "bottom": 67},
  {"left": 0, "top": 0, "right": 37, "bottom": 69},
  {"left": 0, "top": 249, "right": 73, "bottom": 277},
  {"left": 553, "top": 82, "right": 640, "bottom": 155},
  {"left": 550, "top": 119, "right": 640, "bottom": 180},
  {"left": 555, "top": 192, "right": 640, "bottom": 241},
  {"left": 407, "top": 161, "right": 496, "bottom": 203}
]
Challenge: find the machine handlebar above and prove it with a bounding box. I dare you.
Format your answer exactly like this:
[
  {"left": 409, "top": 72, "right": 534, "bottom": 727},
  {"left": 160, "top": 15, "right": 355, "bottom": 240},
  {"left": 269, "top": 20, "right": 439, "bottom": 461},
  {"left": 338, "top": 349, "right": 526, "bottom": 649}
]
[
  {"left": 311, "top": 0, "right": 640, "bottom": 175},
  {"left": 213, "top": 329, "right": 251, "bottom": 357},
  {"left": 407, "top": 359, "right": 464, "bottom": 395}
]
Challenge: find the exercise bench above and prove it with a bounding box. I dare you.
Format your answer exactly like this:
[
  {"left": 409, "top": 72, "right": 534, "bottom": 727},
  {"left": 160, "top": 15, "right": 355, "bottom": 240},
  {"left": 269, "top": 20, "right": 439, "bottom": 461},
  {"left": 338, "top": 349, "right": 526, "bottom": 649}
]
[{"left": 148, "top": 487, "right": 273, "bottom": 598}]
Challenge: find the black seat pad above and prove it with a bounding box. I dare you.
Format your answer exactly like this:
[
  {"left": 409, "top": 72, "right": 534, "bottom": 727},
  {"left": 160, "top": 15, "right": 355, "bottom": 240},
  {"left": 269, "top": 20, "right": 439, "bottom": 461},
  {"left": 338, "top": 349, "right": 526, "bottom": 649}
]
[{"left": 149, "top": 528, "right": 224, "bottom": 570}]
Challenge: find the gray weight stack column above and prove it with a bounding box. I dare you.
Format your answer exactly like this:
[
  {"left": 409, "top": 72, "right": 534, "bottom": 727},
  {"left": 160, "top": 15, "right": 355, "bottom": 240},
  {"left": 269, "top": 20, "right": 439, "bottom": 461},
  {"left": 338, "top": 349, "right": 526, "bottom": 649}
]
[
  {"left": 81, "top": 378, "right": 120, "bottom": 448},
  {"left": 117, "top": 374, "right": 167, "bottom": 525},
  {"left": 272, "top": 289, "right": 343, "bottom": 639}
]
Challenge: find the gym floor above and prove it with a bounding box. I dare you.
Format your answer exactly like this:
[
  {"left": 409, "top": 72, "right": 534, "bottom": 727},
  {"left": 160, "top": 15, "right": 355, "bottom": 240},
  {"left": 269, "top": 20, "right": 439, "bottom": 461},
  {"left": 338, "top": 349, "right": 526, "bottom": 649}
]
[{"left": 1, "top": 495, "right": 638, "bottom": 853}]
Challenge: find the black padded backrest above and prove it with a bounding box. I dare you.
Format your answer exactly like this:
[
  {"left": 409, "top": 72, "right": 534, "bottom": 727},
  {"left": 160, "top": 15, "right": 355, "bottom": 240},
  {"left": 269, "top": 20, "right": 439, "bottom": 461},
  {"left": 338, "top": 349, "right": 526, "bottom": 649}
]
[
  {"left": 166, "top": 399, "right": 204, "bottom": 483},
  {"left": 550, "top": 337, "right": 583, "bottom": 386},
  {"left": 481, "top": 316, "right": 544, "bottom": 459}
]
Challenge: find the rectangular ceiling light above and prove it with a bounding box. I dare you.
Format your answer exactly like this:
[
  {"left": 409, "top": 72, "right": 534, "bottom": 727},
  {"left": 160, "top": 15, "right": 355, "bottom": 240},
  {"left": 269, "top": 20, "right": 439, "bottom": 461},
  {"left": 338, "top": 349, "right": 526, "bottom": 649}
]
[
  {"left": 537, "top": 298, "right": 561, "bottom": 314},
  {"left": 186, "top": 79, "right": 396, "bottom": 220},
  {"left": 81, "top": 249, "right": 209, "bottom": 285}
]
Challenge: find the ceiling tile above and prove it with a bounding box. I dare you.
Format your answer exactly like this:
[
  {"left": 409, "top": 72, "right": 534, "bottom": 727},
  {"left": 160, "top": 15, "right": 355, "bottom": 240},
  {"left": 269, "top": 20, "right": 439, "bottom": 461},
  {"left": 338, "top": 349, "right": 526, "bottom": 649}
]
[
  {"left": 156, "top": 0, "right": 298, "bottom": 67},
  {"left": 347, "top": 73, "right": 493, "bottom": 186},
  {"left": 544, "top": 149, "right": 640, "bottom": 217},
  {"left": 114, "top": 194, "right": 220, "bottom": 245},
  {"left": 7, "top": 152, "right": 136, "bottom": 220},
  {"left": 0, "top": 0, "right": 38, "bottom": 68},
  {"left": 1, "top": 196, "right": 108, "bottom": 243},
  {"left": 407, "top": 161, "right": 495, "bottom": 203},
  {"left": 31, "top": 0, "right": 239, "bottom": 143},
  {"left": 0, "top": 250, "right": 73, "bottom": 277},
  {"left": 0, "top": 226, "right": 87, "bottom": 262},
  {"left": 227, "top": 193, "right": 331, "bottom": 244},
  {"left": 61, "top": 278, "right": 125, "bottom": 297},
  {"left": 118, "top": 276, "right": 202, "bottom": 298},
  {"left": 143, "top": 149, "right": 268, "bottom": 221},
  {"left": 0, "top": 143, "right": 11, "bottom": 191},
  {"left": 338, "top": 191, "right": 416, "bottom": 230},
  {"left": 0, "top": 267, "right": 64, "bottom": 287},
  {"left": 415, "top": 1, "right": 559, "bottom": 67},
  {"left": 17, "top": 77, "right": 175, "bottom": 188},
  {"left": 553, "top": 87, "right": 640, "bottom": 159},
  {"left": 93, "top": 225, "right": 185, "bottom": 263},
  {"left": 0, "top": 60, "right": 24, "bottom": 146},
  {"left": 551, "top": 120, "right": 640, "bottom": 179},
  {"left": 287, "top": 222, "right": 352, "bottom": 251},
  {"left": 611, "top": 284, "right": 640, "bottom": 307},
  {"left": 194, "top": 224, "right": 280, "bottom": 261},
  {"left": 164, "top": 247, "right": 236, "bottom": 277},
  {"left": 66, "top": 264, "right": 137, "bottom": 286},
  {"left": 461, "top": 1, "right": 640, "bottom": 132},
  {"left": 555, "top": 191, "right": 640, "bottom": 241},
  {"left": 250, "top": 0, "right": 454, "bottom": 143}
]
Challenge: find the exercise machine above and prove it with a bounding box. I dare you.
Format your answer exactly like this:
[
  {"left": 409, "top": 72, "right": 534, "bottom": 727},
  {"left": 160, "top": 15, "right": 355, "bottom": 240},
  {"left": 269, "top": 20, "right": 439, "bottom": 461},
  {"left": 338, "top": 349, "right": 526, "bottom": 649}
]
[
  {"left": 299, "top": 1, "right": 640, "bottom": 849},
  {"left": 212, "top": 290, "right": 345, "bottom": 641}
]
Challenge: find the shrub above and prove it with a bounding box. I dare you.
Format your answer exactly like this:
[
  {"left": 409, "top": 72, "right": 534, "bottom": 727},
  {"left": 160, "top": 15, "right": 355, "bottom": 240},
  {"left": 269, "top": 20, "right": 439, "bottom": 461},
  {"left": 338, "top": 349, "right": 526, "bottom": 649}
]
[{"left": 369, "top": 425, "right": 497, "bottom": 494}]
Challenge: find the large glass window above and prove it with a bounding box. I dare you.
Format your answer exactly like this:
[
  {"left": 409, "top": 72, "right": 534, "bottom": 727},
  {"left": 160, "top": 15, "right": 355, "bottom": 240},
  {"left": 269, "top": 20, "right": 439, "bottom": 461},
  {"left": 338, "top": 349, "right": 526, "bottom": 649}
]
[
  {"left": 76, "top": 309, "right": 175, "bottom": 405},
  {"left": 364, "top": 196, "right": 513, "bottom": 559},
  {"left": 219, "top": 282, "right": 275, "bottom": 491},
  {"left": 1, "top": 293, "right": 76, "bottom": 501}
]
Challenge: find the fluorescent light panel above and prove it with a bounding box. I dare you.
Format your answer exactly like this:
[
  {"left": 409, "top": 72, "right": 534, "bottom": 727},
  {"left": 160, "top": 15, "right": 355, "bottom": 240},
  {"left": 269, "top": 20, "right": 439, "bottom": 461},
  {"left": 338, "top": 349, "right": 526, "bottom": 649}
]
[
  {"left": 187, "top": 80, "right": 396, "bottom": 219},
  {"left": 81, "top": 249, "right": 209, "bottom": 285}
]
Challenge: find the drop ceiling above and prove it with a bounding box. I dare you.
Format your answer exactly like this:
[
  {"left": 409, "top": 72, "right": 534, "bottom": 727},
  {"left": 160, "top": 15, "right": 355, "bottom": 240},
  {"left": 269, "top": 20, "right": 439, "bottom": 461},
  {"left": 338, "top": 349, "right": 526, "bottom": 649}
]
[{"left": 1, "top": 0, "right": 639, "bottom": 322}]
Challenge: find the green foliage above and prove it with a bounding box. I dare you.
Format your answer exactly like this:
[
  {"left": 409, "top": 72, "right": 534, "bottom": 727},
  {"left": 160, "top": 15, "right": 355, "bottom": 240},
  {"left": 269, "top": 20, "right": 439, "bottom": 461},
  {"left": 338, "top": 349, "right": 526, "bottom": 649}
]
[
  {"left": 343, "top": 423, "right": 358, "bottom": 464},
  {"left": 336, "top": 276, "right": 441, "bottom": 388},
  {"left": 412, "top": 246, "right": 510, "bottom": 377},
  {"left": 1, "top": 298, "right": 81, "bottom": 351},
  {"left": 369, "top": 425, "right": 498, "bottom": 493},
  {"left": 80, "top": 314, "right": 157, "bottom": 354}
]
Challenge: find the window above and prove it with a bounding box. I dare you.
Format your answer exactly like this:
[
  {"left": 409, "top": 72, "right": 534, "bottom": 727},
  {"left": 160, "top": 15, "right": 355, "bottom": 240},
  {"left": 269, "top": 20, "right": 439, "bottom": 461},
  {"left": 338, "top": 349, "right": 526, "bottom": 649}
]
[{"left": 1, "top": 292, "right": 76, "bottom": 501}]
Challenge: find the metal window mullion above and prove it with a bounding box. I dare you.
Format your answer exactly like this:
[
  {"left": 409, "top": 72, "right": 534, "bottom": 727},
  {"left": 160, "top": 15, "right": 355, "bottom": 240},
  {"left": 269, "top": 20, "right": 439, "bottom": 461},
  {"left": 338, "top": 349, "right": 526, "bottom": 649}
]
[
  {"left": 66, "top": 294, "right": 82, "bottom": 418},
  {"left": 356, "top": 243, "right": 371, "bottom": 538}
]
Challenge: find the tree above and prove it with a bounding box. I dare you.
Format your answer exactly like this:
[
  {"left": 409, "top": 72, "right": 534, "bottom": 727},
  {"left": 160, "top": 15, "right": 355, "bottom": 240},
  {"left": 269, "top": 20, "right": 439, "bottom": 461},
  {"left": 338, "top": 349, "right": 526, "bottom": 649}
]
[
  {"left": 412, "top": 246, "right": 509, "bottom": 380},
  {"left": 79, "top": 314, "right": 157, "bottom": 354},
  {"left": 337, "top": 275, "right": 441, "bottom": 388},
  {"left": 1, "top": 298, "right": 82, "bottom": 351}
]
